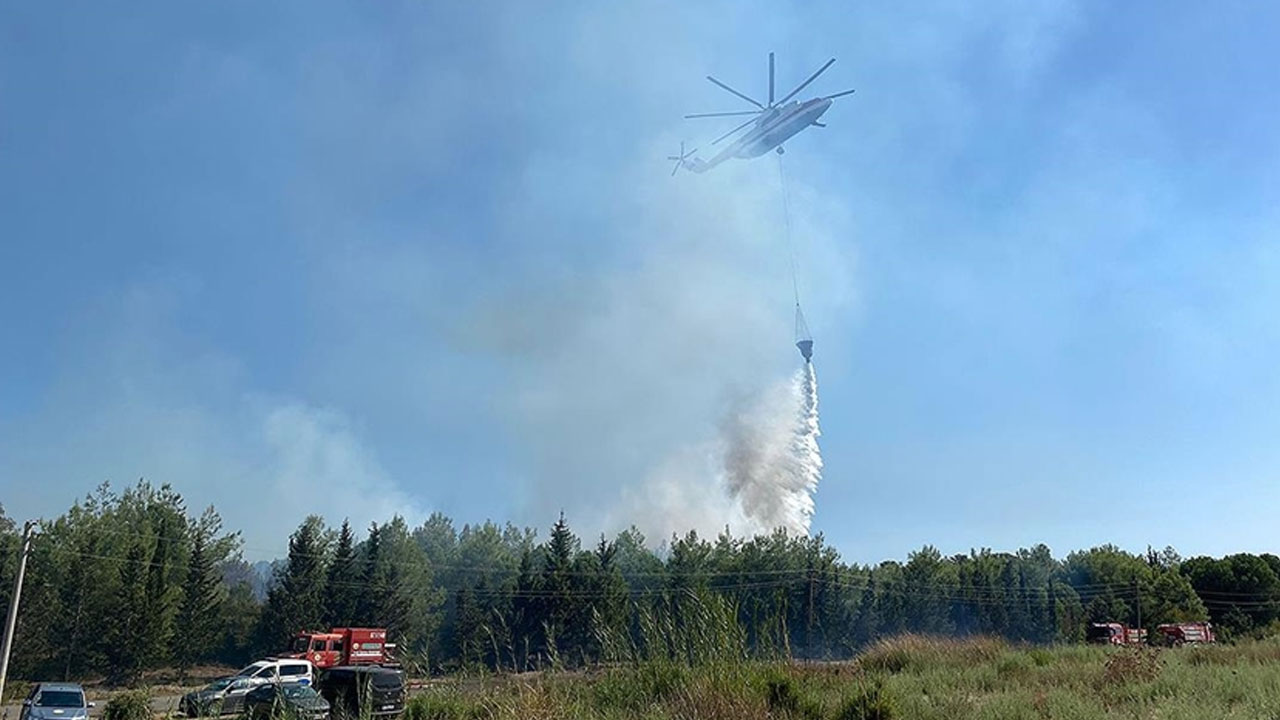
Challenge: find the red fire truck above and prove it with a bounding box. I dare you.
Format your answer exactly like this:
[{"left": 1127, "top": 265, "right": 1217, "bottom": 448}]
[
  {"left": 1086, "top": 622, "right": 1148, "bottom": 646},
  {"left": 286, "top": 628, "right": 397, "bottom": 669},
  {"left": 1155, "top": 622, "right": 1215, "bottom": 646}
]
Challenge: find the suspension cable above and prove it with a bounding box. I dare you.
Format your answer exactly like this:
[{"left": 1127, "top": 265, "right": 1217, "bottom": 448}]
[{"left": 776, "top": 152, "right": 801, "bottom": 309}]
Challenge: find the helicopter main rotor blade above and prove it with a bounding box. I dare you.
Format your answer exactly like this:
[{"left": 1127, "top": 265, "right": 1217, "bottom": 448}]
[
  {"left": 706, "top": 75, "right": 764, "bottom": 110},
  {"left": 712, "top": 116, "right": 757, "bottom": 145},
  {"left": 684, "top": 111, "right": 762, "bottom": 118},
  {"left": 777, "top": 57, "right": 836, "bottom": 105},
  {"left": 768, "top": 52, "right": 775, "bottom": 106},
  {"left": 823, "top": 88, "right": 857, "bottom": 100}
]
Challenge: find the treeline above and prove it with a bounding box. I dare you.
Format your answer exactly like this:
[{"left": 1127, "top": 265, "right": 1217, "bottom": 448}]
[{"left": 1, "top": 480, "right": 1278, "bottom": 683}]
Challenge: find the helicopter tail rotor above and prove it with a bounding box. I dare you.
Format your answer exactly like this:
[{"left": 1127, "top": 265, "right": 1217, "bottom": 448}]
[{"left": 667, "top": 141, "right": 699, "bottom": 176}]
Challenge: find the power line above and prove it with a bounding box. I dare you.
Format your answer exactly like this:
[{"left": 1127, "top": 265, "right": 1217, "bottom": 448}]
[
  {"left": 36, "top": 543, "right": 1278, "bottom": 608},
  {"left": 38, "top": 525, "right": 1254, "bottom": 594},
  {"left": 23, "top": 522, "right": 1280, "bottom": 606},
  {"left": 35, "top": 540, "right": 1152, "bottom": 593}
]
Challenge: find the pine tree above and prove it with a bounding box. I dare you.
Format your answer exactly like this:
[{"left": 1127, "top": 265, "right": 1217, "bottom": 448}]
[
  {"left": 132, "top": 482, "right": 190, "bottom": 673},
  {"left": 452, "top": 585, "right": 485, "bottom": 669},
  {"left": 587, "top": 537, "right": 628, "bottom": 663},
  {"left": 173, "top": 510, "right": 225, "bottom": 680},
  {"left": 0, "top": 507, "right": 15, "bottom": 633},
  {"left": 51, "top": 490, "right": 116, "bottom": 680},
  {"left": 852, "top": 578, "right": 878, "bottom": 648},
  {"left": 357, "top": 518, "right": 438, "bottom": 652},
  {"left": 356, "top": 521, "right": 411, "bottom": 632},
  {"left": 140, "top": 525, "right": 175, "bottom": 671},
  {"left": 256, "top": 516, "right": 329, "bottom": 654},
  {"left": 324, "top": 520, "right": 359, "bottom": 626},
  {"left": 356, "top": 523, "right": 383, "bottom": 625},
  {"left": 378, "top": 559, "right": 413, "bottom": 638},
  {"left": 509, "top": 548, "right": 538, "bottom": 671},
  {"left": 106, "top": 543, "right": 149, "bottom": 685},
  {"left": 218, "top": 578, "right": 261, "bottom": 665},
  {"left": 545, "top": 514, "right": 577, "bottom": 574},
  {"left": 539, "top": 513, "right": 579, "bottom": 665}
]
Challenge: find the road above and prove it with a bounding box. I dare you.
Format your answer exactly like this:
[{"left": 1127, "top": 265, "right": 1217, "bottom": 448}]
[
  {"left": 1, "top": 693, "right": 184, "bottom": 720},
  {"left": 0, "top": 680, "right": 455, "bottom": 719},
  {"left": 0, "top": 676, "right": 464, "bottom": 719}
]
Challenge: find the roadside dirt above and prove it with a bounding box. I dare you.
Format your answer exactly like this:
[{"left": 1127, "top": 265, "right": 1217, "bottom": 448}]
[{"left": 1, "top": 666, "right": 236, "bottom": 720}]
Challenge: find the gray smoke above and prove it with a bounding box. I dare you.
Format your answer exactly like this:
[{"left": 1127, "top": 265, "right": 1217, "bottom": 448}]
[{"left": 722, "top": 362, "right": 823, "bottom": 535}]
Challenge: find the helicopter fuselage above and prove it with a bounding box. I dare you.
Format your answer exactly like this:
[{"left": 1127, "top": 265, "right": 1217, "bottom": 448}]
[
  {"left": 683, "top": 97, "right": 832, "bottom": 173},
  {"left": 735, "top": 98, "right": 832, "bottom": 158}
]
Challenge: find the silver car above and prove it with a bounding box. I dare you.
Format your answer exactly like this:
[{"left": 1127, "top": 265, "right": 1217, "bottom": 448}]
[
  {"left": 178, "top": 676, "right": 257, "bottom": 717},
  {"left": 19, "top": 683, "right": 93, "bottom": 720}
]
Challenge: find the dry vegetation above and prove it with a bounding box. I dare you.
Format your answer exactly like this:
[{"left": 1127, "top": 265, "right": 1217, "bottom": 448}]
[
  {"left": 10, "top": 637, "right": 1277, "bottom": 720},
  {"left": 403, "top": 635, "right": 1280, "bottom": 719}
]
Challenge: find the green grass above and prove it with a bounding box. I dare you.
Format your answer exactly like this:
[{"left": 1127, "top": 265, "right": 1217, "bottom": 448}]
[{"left": 401, "top": 636, "right": 1280, "bottom": 719}]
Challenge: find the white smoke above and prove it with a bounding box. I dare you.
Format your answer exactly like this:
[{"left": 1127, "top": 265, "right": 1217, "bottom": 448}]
[
  {"left": 723, "top": 363, "right": 823, "bottom": 535},
  {"left": 612, "top": 362, "right": 824, "bottom": 540}
]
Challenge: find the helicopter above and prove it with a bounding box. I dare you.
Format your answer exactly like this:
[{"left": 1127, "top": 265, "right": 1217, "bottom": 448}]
[{"left": 669, "top": 52, "right": 854, "bottom": 175}]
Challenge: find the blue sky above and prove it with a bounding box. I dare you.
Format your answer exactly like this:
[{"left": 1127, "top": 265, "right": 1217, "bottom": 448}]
[{"left": 2, "top": 1, "right": 1278, "bottom": 562}]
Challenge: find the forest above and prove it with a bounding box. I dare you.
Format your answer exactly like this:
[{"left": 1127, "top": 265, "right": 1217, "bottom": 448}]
[{"left": 1, "top": 480, "right": 1277, "bottom": 684}]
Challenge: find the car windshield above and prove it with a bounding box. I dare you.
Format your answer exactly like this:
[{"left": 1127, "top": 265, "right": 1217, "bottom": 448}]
[
  {"left": 206, "top": 678, "right": 234, "bottom": 692},
  {"left": 37, "top": 691, "right": 84, "bottom": 708},
  {"left": 281, "top": 687, "right": 318, "bottom": 701},
  {"left": 370, "top": 672, "right": 404, "bottom": 690},
  {"left": 236, "top": 663, "right": 266, "bottom": 677}
]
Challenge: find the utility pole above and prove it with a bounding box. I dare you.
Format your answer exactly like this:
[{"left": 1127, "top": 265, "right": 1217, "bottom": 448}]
[
  {"left": 1135, "top": 577, "right": 1142, "bottom": 644},
  {"left": 0, "top": 521, "right": 36, "bottom": 705},
  {"left": 807, "top": 569, "right": 817, "bottom": 662}
]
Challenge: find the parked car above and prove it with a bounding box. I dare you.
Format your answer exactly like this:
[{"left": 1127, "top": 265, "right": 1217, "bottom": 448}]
[
  {"left": 178, "top": 676, "right": 257, "bottom": 717},
  {"left": 234, "top": 658, "right": 315, "bottom": 688},
  {"left": 316, "top": 666, "right": 405, "bottom": 719},
  {"left": 19, "top": 683, "right": 93, "bottom": 720},
  {"left": 242, "top": 684, "right": 330, "bottom": 720}
]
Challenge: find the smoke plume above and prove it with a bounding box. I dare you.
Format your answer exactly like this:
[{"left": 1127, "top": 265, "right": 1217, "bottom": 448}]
[{"left": 722, "top": 363, "right": 823, "bottom": 535}]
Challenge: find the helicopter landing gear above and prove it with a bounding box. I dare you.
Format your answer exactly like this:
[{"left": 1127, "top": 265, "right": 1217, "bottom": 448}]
[{"left": 776, "top": 146, "right": 785, "bottom": 155}]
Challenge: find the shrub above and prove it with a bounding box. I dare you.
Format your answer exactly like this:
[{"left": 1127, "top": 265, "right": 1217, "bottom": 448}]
[
  {"left": 1100, "top": 648, "right": 1161, "bottom": 686},
  {"left": 835, "top": 681, "right": 896, "bottom": 720},
  {"left": 762, "top": 672, "right": 821, "bottom": 720},
  {"left": 102, "top": 689, "right": 152, "bottom": 720}
]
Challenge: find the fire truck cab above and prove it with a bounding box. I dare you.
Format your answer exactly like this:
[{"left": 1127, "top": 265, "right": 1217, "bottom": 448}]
[
  {"left": 288, "top": 628, "right": 394, "bottom": 669},
  {"left": 1086, "top": 622, "right": 1148, "bottom": 646}
]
